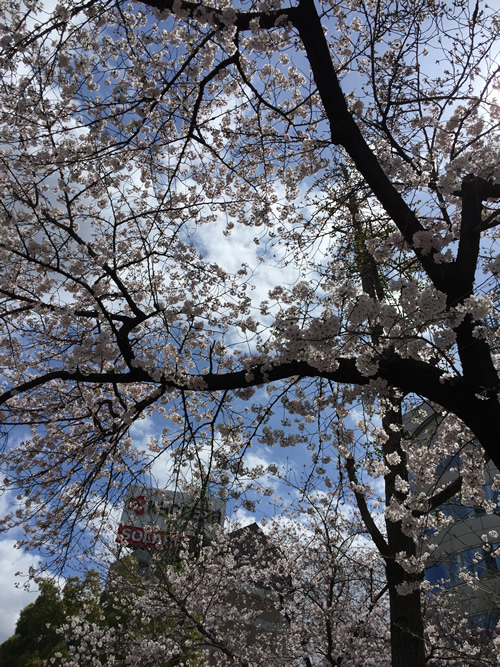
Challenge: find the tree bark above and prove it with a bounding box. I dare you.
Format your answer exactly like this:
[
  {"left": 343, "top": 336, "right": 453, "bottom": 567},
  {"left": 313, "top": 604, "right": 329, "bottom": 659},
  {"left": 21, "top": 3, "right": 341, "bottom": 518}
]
[
  {"left": 385, "top": 559, "right": 425, "bottom": 667},
  {"left": 384, "top": 398, "right": 426, "bottom": 667}
]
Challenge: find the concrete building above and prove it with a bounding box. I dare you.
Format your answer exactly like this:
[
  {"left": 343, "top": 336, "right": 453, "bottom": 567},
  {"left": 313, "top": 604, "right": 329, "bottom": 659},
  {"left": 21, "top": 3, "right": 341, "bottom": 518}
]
[
  {"left": 205, "top": 522, "right": 288, "bottom": 665},
  {"left": 114, "top": 490, "right": 287, "bottom": 661}
]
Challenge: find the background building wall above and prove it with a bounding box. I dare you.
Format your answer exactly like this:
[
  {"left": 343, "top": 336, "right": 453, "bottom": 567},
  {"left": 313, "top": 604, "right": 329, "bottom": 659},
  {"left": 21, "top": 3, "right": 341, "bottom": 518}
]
[{"left": 404, "top": 402, "right": 500, "bottom": 628}]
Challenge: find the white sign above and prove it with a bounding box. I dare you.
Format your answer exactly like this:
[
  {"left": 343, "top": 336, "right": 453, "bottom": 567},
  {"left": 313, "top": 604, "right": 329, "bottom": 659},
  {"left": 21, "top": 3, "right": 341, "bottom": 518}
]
[{"left": 117, "top": 487, "right": 225, "bottom": 550}]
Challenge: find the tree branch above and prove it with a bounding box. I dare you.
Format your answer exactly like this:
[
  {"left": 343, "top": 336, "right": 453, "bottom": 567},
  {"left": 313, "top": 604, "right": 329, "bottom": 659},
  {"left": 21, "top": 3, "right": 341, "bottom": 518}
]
[
  {"left": 346, "top": 457, "right": 390, "bottom": 559},
  {"left": 292, "top": 0, "right": 451, "bottom": 294},
  {"left": 140, "top": 0, "right": 299, "bottom": 31},
  {"left": 413, "top": 476, "right": 462, "bottom": 517}
]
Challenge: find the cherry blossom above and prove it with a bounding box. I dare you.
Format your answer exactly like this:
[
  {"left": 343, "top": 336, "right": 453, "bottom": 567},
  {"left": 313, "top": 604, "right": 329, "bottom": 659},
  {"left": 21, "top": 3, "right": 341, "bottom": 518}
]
[{"left": 0, "top": 1, "right": 500, "bottom": 664}]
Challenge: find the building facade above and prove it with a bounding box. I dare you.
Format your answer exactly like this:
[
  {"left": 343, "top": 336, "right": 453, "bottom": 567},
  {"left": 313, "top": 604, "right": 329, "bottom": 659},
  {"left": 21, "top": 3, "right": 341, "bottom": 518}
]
[{"left": 405, "top": 402, "right": 500, "bottom": 629}]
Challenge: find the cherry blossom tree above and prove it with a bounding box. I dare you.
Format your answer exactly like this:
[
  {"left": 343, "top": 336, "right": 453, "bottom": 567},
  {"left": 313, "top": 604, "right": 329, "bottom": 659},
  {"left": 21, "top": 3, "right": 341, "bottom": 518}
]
[
  {"left": 301, "top": 170, "right": 499, "bottom": 665},
  {"left": 53, "top": 498, "right": 391, "bottom": 666},
  {"left": 5, "top": 495, "right": 497, "bottom": 667},
  {"left": 1, "top": 0, "right": 500, "bottom": 664}
]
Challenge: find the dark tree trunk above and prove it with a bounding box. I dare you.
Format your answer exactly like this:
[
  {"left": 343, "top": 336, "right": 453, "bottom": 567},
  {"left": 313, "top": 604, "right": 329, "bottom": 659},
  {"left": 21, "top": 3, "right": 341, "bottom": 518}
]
[
  {"left": 385, "top": 537, "right": 425, "bottom": 666},
  {"left": 384, "top": 399, "right": 426, "bottom": 667}
]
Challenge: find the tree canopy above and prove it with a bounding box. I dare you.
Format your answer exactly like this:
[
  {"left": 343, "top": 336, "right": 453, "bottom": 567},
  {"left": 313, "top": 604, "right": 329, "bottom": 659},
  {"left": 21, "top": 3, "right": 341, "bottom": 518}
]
[
  {"left": 0, "top": 572, "right": 102, "bottom": 666},
  {"left": 0, "top": 0, "right": 500, "bottom": 663}
]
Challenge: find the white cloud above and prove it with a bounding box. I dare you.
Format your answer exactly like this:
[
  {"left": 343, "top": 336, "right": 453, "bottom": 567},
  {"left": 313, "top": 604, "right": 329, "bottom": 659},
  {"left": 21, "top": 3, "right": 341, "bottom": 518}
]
[
  {"left": 0, "top": 539, "right": 41, "bottom": 644},
  {"left": 194, "top": 192, "right": 301, "bottom": 311},
  {"left": 227, "top": 506, "right": 256, "bottom": 528},
  {"left": 128, "top": 414, "right": 218, "bottom": 490},
  {"left": 129, "top": 414, "right": 160, "bottom": 452}
]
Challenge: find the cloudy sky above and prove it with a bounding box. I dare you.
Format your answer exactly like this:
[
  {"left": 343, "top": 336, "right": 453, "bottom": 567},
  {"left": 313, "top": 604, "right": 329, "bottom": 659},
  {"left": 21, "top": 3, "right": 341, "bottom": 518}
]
[{"left": 0, "top": 479, "right": 39, "bottom": 641}]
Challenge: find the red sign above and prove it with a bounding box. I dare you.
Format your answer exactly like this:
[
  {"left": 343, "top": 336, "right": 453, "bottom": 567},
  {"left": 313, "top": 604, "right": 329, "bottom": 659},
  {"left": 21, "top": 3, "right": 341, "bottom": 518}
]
[{"left": 116, "top": 524, "right": 188, "bottom": 550}]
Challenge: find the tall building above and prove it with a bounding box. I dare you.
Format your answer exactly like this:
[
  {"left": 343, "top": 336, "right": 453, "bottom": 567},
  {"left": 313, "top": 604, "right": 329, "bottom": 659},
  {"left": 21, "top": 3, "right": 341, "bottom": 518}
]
[
  {"left": 116, "top": 485, "right": 226, "bottom": 565},
  {"left": 113, "top": 489, "right": 287, "bottom": 662},
  {"left": 405, "top": 402, "right": 500, "bottom": 629},
  {"left": 205, "top": 522, "right": 288, "bottom": 665}
]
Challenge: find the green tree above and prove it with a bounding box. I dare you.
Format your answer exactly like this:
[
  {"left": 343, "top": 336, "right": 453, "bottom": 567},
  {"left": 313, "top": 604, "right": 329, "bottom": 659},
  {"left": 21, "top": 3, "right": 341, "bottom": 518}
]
[
  {"left": 62, "top": 570, "right": 102, "bottom": 624},
  {"left": 0, "top": 572, "right": 102, "bottom": 667},
  {"left": 0, "top": 565, "right": 204, "bottom": 667},
  {"left": 0, "top": 580, "right": 66, "bottom": 667}
]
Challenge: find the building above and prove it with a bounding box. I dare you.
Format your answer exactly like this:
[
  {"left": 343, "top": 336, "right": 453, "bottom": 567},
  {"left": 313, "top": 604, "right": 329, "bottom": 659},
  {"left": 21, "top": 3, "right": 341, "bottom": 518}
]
[
  {"left": 113, "top": 489, "right": 287, "bottom": 662},
  {"left": 405, "top": 402, "right": 500, "bottom": 629},
  {"left": 116, "top": 485, "right": 226, "bottom": 565},
  {"left": 205, "top": 522, "right": 289, "bottom": 665}
]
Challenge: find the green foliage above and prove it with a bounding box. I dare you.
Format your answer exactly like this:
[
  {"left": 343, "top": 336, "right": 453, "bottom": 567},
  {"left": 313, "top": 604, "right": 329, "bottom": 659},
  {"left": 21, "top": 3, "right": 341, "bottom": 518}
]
[
  {"left": 63, "top": 570, "right": 102, "bottom": 623},
  {"left": 0, "top": 560, "right": 204, "bottom": 666},
  {"left": 102, "top": 554, "right": 205, "bottom": 666},
  {"left": 0, "top": 572, "right": 101, "bottom": 667},
  {"left": 0, "top": 580, "right": 67, "bottom": 666}
]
